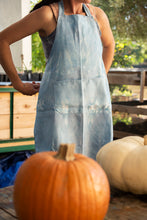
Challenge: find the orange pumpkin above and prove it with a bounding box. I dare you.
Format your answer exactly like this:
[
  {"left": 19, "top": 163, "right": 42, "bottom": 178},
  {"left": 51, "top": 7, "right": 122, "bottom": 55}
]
[{"left": 13, "top": 144, "right": 110, "bottom": 220}]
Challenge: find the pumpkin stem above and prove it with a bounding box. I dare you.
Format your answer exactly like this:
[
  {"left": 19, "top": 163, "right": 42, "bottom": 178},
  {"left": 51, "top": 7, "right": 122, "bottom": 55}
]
[
  {"left": 54, "top": 144, "right": 75, "bottom": 161},
  {"left": 144, "top": 135, "right": 147, "bottom": 145}
]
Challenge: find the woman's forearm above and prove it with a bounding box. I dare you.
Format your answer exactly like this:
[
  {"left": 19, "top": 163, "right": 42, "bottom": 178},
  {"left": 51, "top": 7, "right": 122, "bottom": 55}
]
[
  {"left": 0, "top": 39, "right": 40, "bottom": 95},
  {"left": 0, "top": 39, "right": 23, "bottom": 90},
  {"left": 0, "top": 7, "right": 52, "bottom": 95},
  {"left": 102, "top": 42, "right": 115, "bottom": 74}
]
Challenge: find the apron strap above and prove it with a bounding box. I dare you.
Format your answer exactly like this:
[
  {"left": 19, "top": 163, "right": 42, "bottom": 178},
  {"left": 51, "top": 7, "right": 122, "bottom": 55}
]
[
  {"left": 58, "top": 0, "right": 64, "bottom": 18},
  {"left": 59, "top": 0, "right": 93, "bottom": 18},
  {"left": 83, "top": 4, "right": 93, "bottom": 17}
]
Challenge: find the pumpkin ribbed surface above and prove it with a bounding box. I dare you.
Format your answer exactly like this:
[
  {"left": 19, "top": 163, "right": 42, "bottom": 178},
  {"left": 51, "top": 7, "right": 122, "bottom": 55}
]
[
  {"left": 96, "top": 135, "right": 147, "bottom": 194},
  {"left": 13, "top": 145, "right": 110, "bottom": 220}
]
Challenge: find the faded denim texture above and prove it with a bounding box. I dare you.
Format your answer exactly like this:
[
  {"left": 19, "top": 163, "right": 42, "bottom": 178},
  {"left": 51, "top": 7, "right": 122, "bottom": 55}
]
[{"left": 34, "top": 1, "right": 113, "bottom": 159}]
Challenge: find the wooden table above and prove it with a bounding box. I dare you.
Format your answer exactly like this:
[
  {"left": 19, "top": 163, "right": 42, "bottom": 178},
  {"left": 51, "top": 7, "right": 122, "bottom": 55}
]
[
  {"left": 1, "top": 186, "right": 147, "bottom": 220},
  {"left": 0, "top": 186, "right": 17, "bottom": 219}
]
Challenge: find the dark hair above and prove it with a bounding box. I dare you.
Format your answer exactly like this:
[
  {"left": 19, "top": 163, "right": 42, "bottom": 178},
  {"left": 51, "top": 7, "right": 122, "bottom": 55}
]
[{"left": 30, "top": 0, "right": 60, "bottom": 12}]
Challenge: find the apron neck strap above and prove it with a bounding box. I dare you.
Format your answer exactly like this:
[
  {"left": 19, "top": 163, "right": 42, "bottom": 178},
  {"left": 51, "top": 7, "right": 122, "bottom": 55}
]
[
  {"left": 58, "top": 0, "right": 64, "bottom": 17},
  {"left": 58, "top": 0, "right": 93, "bottom": 18},
  {"left": 83, "top": 4, "right": 93, "bottom": 17}
]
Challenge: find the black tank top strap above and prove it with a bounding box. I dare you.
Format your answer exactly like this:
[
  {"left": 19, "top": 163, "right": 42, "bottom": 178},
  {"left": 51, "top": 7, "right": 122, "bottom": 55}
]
[{"left": 50, "top": 3, "right": 59, "bottom": 23}]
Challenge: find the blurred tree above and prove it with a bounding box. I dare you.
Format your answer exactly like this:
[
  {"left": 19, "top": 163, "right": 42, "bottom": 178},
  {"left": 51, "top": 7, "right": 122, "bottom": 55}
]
[
  {"left": 112, "top": 39, "right": 147, "bottom": 68},
  {"left": 30, "top": 0, "right": 45, "bottom": 72},
  {"left": 31, "top": 32, "right": 46, "bottom": 72},
  {"left": 92, "top": 0, "right": 147, "bottom": 40},
  {"left": 30, "top": 0, "right": 147, "bottom": 72}
]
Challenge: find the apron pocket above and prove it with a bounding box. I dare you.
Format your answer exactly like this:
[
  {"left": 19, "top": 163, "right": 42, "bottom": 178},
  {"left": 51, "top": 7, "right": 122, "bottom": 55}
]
[{"left": 54, "top": 79, "right": 82, "bottom": 109}]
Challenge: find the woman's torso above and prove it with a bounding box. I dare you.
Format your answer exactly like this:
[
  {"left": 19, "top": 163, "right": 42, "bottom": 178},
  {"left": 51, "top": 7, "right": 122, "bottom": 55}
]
[
  {"left": 34, "top": 1, "right": 113, "bottom": 158},
  {"left": 39, "top": 3, "right": 101, "bottom": 60}
]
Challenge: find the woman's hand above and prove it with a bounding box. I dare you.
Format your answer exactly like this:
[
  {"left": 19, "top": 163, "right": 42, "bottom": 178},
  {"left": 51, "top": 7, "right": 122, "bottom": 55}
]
[{"left": 13, "top": 81, "right": 40, "bottom": 96}]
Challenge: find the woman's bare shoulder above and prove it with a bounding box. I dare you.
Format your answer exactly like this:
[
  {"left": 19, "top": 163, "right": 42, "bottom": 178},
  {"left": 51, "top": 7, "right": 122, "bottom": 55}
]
[
  {"left": 89, "top": 5, "right": 109, "bottom": 20},
  {"left": 87, "top": 4, "right": 111, "bottom": 31},
  {"left": 32, "top": 5, "right": 57, "bottom": 36},
  {"left": 32, "top": 5, "right": 53, "bottom": 21}
]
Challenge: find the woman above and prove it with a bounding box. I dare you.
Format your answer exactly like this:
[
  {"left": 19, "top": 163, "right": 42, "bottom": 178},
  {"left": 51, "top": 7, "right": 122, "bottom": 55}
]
[{"left": 0, "top": 0, "right": 115, "bottom": 159}]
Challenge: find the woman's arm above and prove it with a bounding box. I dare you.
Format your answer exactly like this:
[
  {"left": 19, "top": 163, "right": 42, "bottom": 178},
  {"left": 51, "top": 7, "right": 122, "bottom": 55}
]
[
  {"left": 94, "top": 7, "right": 115, "bottom": 73},
  {"left": 0, "top": 6, "right": 54, "bottom": 95}
]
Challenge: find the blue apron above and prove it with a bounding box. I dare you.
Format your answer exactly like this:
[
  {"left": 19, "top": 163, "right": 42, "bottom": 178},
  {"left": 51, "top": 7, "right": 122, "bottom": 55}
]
[{"left": 34, "top": 1, "right": 113, "bottom": 159}]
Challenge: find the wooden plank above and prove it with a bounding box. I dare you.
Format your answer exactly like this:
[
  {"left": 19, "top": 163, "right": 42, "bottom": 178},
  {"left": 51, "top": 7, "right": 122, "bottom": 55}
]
[
  {"left": 112, "top": 94, "right": 138, "bottom": 102},
  {"left": 0, "top": 115, "right": 9, "bottom": 130},
  {"left": 109, "top": 67, "right": 147, "bottom": 74},
  {"left": 0, "top": 137, "right": 34, "bottom": 144},
  {"left": 112, "top": 104, "right": 147, "bottom": 115},
  {"left": 112, "top": 100, "right": 147, "bottom": 106},
  {"left": 140, "top": 70, "right": 146, "bottom": 102},
  {"left": 0, "top": 138, "right": 35, "bottom": 153},
  {"left": 13, "top": 113, "right": 35, "bottom": 138},
  {"left": 113, "top": 130, "right": 143, "bottom": 139},
  {"left": 0, "top": 130, "right": 10, "bottom": 140},
  {"left": 0, "top": 115, "right": 10, "bottom": 139},
  {"left": 14, "top": 93, "right": 38, "bottom": 114},
  {"left": 13, "top": 92, "right": 37, "bottom": 139},
  {"left": 14, "top": 113, "right": 36, "bottom": 129},
  {"left": 0, "top": 140, "right": 34, "bottom": 148},
  {"left": 13, "top": 128, "right": 34, "bottom": 139},
  {"left": 0, "top": 86, "right": 16, "bottom": 91},
  {"left": 0, "top": 93, "right": 10, "bottom": 115},
  {"left": 108, "top": 73, "right": 140, "bottom": 85},
  {"left": 0, "top": 145, "right": 35, "bottom": 153}
]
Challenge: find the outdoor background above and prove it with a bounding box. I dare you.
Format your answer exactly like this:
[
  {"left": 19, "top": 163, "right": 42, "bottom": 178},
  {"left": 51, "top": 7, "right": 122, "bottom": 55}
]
[{"left": 30, "top": 0, "right": 147, "bottom": 73}]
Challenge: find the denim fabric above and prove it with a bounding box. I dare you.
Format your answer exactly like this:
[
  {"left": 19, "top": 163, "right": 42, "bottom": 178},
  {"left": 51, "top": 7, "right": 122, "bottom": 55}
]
[{"left": 34, "top": 1, "right": 113, "bottom": 159}]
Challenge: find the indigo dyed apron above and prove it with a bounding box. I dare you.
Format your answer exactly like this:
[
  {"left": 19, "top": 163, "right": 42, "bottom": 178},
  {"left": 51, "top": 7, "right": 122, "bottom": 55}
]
[{"left": 34, "top": 1, "right": 113, "bottom": 159}]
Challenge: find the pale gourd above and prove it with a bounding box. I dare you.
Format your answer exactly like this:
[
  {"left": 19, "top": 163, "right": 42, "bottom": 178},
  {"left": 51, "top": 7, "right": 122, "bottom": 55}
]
[{"left": 96, "top": 135, "right": 147, "bottom": 194}]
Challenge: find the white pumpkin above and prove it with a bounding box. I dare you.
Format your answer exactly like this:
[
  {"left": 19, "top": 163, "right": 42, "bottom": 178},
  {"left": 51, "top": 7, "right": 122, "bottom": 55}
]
[{"left": 96, "top": 135, "right": 147, "bottom": 194}]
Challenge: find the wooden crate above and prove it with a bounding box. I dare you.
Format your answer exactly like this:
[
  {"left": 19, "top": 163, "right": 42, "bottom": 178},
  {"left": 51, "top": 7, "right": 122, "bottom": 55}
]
[
  {"left": 0, "top": 87, "right": 38, "bottom": 140},
  {"left": 13, "top": 93, "right": 38, "bottom": 139}
]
